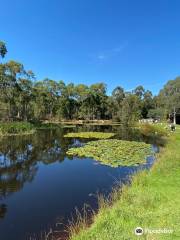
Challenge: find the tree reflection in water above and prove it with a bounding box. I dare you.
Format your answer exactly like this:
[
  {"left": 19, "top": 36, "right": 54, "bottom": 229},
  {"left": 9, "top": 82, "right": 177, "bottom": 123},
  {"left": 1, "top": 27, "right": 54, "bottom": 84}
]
[
  {"left": 0, "top": 125, "right": 163, "bottom": 220},
  {"left": 0, "top": 204, "right": 7, "bottom": 218},
  {"left": 0, "top": 129, "right": 73, "bottom": 201}
]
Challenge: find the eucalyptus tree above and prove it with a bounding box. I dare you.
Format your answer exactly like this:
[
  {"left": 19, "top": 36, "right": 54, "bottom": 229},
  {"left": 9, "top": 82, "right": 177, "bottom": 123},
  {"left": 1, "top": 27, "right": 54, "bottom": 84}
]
[
  {"left": 65, "top": 83, "right": 78, "bottom": 119},
  {"left": 0, "top": 41, "right": 7, "bottom": 60},
  {"left": 0, "top": 60, "right": 25, "bottom": 120},
  {"left": 133, "top": 85, "right": 145, "bottom": 99},
  {"left": 16, "top": 78, "right": 33, "bottom": 120},
  {"left": 141, "top": 90, "right": 154, "bottom": 118},
  {"left": 74, "top": 84, "right": 89, "bottom": 119},
  {"left": 32, "top": 81, "right": 48, "bottom": 119},
  {"left": 121, "top": 93, "right": 141, "bottom": 125},
  {"left": 111, "top": 86, "right": 125, "bottom": 121},
  {"left": 84, "top": 88, "right": 97, "bottom": 120},
  {"left": 41, "top": 78, "right": 60, "bottom": 118},
  {"left": 112, "top": 86, "right": 125, "bottom": 102},
  {"left": 89, "top": 83, "right": 107, "bottom": 120},
  {"left": 0, "top": 41, "right": 8, "bottom": 112},
  {"left": 133, "top": 86, "right": 154, "bottom": 118},
  {"left": 157, "top": 77, "right": 180, "bottom": 114},
  {"left": 56, "top": 80, "right": 68, "bottom": 119}
]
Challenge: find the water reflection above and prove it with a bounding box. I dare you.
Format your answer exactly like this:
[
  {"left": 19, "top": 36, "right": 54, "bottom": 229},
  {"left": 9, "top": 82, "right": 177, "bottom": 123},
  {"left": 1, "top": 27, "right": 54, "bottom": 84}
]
[
  {"left": 0, "top": 204, "right": 7, "bottom": 218},
  {"left": 0, "top": 126, "right": 163, "bottom": 200},
  {"left": 0, "top": 125, "right": 162, "bottom": 239},
  {"left": 0, "top": 129, "right": 72, "bottom": 199}
]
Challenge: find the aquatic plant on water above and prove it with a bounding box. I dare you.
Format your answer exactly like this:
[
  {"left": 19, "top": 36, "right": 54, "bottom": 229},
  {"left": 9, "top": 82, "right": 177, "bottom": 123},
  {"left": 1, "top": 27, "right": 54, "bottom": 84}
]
[
  {"left": 0, "top": 122, "right": 35, "bottom": 136},
  {"left": 66, "top": 139, "right": 152, "bottom": 167},
  {"left": 64, "top": 132, "right": 115, "bottom": 139},
  {"left": 61, "top": 125, "right": 76, "bottom": 128}
]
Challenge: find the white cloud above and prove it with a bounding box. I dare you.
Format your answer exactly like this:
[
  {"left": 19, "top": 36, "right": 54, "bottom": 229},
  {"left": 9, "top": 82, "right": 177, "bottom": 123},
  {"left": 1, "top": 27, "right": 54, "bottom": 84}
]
[
  {"left": 97, "top": 55, "right": 106, "bottom": 60},
  {"left": 96, "top": 42, "right": 128, "bottom": 61}
]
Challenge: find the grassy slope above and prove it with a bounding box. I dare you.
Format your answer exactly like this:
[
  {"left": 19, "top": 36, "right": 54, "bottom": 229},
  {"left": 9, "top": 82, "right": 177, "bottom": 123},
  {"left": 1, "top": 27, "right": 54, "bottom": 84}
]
[{"left": 71, "top": 128, "right": 180, "bottom": 240}]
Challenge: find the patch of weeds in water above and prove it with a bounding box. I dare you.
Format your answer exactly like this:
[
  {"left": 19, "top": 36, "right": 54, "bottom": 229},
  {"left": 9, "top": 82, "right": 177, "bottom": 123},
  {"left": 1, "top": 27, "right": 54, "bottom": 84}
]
[
  {"left": 64, "top": 132, "right": 115, "bottom": 139},
  {"left": 66, "top": 139, "right": 152, "bottom": 167},
  {"left": 0, "top": 122, "right": 35, "bottom": 136}
]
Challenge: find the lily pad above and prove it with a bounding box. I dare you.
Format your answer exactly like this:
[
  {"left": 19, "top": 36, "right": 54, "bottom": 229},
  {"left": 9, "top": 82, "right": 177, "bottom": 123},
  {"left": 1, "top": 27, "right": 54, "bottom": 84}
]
[
  {"left": 64, "top": 132, "right": 115, "bottom": 139},
  {"left": 66, "top": 139, "right": 152, "bottom": 167}
]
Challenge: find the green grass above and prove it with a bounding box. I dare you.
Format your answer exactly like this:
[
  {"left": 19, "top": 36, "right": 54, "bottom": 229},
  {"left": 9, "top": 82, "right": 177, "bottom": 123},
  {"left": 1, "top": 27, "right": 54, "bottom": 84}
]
[
  {"left": 64, "top": 132, "right": 115, "bottom": 139},
  {"left": 0, "top": 122, "right": 35, "bottom": 136},
  {"left": 70, "top": 128, "right": 180, "bottom": 240},
  {"left": 67, "top": 139, "right": 152, "bottom": 167}
]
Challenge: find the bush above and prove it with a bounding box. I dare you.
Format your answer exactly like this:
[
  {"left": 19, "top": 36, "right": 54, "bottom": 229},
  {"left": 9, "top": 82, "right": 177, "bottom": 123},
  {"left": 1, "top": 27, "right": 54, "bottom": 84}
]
[{"left": 139, "top": 123, "right": 168, "bottom": 137}]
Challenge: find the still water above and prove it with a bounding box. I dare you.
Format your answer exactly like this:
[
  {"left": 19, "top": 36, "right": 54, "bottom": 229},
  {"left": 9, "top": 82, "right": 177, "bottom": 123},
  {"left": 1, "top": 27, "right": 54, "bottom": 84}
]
[{"left": 0, "top": 126, "right": 159, "bottom": 240}]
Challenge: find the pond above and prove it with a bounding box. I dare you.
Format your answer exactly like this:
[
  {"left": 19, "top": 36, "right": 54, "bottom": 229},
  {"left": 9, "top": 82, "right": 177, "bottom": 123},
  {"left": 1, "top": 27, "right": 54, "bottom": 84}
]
[{"left": 0, "top": 125, "right": 159, "bottom": 240}]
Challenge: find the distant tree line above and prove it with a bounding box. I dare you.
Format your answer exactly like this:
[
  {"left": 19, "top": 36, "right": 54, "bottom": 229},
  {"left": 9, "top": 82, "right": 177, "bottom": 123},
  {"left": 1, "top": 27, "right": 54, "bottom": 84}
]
[{"left": 0, "top": 41, "right": 180, "bottom": 124}]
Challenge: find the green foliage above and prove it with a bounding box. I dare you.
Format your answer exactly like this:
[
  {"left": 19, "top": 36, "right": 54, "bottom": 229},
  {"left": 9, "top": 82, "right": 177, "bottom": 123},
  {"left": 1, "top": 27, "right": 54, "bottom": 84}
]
[
  {"left": 110, "top": 86, "right": 125, "bottom": 121},
  {"left": 0, "top": 41, "right": 7, "bottom": 59},
  {"left": 157, "top": 77, "right": 180, "bottom": 116},
  {"left": 147, "top": 108, "right": 166, "bottom": 120},
  {"left": 64, "top": 132, "right": 115, "bottom": 139},
  {"left": 133, "top": 85, "right": 145, "bottom": 98},
  {"left": 0, "top": 122, "right": 34, "bottom": 136},
  {"left": 67, "top": 139, "right": 152, "bottom": 167},
  {"left": 139, "top": 123, "right": 168, "bottom": 137},
  {"left": 121, "top": 94, "right": 142, "bottom": 125}
]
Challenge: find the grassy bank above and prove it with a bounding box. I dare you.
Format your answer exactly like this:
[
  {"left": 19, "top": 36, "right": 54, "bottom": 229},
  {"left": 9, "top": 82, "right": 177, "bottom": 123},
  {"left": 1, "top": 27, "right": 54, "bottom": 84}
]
[
  {"left": 0, "top": 121, "right": 73, "bottom": 136},
  {"left": 0, "top": 122, "right": 35, "bottom": 136},
  {"left": 70, "top": 128, "right": 180, "bottom": 240}
]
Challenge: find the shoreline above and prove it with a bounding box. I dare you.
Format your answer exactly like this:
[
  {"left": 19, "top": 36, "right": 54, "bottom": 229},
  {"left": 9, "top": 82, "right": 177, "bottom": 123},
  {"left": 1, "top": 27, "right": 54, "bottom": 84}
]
[{"left": 69, "top": 127, "right": 180, "bottom": 240}]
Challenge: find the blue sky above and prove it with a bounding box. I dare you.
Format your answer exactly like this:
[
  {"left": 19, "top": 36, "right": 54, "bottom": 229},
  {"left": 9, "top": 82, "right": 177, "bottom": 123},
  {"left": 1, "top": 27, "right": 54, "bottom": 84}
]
[{"left": 0, "top": 0, "right": 180, "bottom": 95}]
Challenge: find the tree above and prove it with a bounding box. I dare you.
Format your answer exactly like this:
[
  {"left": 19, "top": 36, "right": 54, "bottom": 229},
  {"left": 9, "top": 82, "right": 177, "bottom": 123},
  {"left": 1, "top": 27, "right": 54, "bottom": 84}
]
[
  {"left": 147, "top": 108, "right": 165, "bottom": 120},
  {"left": 32, "top": 81, "right": 49, "bottom": 119},
  {"left": 0, "top": 41, "right": 7, "bottom": 60},
  {"left": 74, "top": 84, "right": 89, "bottom": 119},
  {"left": 111, "top": 86, "right": 125, "bottom": 121},
  {"left": 112, "top": 86, "right": 125, "bottom": 103},
  {"left": 16, "top": 78, "right": 33, "bottom": 120},
  {"left": 133, "top": 85, "right": 145, "bottom": 99},
  {"left": 157, "top": 77, "right": 180, "bottom": 114},
  {"left": 1, "top": 40, "right": 179, "bottom": 125},
  {"left": 90, "top": 83, "right": 107, "bottom": 119},
  {"left": 141, "top": 90, "right": 154, "bottom": 118},
  {"left": 0, "top": 60, "right": 25, "bottom": 120},
  {"left": 121, "top": 94, "right": 141, "bottom": 125}
]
